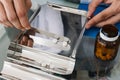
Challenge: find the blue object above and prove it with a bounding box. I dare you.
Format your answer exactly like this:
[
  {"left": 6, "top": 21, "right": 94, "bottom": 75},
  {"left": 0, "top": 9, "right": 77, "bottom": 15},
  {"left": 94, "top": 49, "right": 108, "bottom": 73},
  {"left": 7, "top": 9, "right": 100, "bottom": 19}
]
[{"left": 79, "top": 3, "right": 120, "bottom": 38}]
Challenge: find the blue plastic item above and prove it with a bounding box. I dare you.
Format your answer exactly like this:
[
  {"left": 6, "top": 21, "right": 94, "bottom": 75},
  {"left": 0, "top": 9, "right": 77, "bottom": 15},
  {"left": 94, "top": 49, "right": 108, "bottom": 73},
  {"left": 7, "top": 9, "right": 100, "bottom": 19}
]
[{"left": 79, "top": 3, "right": 120, "bottom": 38}]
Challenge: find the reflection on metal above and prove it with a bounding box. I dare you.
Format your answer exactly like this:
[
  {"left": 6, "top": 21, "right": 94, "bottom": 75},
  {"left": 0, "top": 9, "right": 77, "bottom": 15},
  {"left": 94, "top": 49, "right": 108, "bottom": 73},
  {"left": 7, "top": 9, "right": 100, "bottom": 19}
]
[
  {"left": 0, "top": 73, "right": 21, "bottom": 80},
  {"left": 32, "top": 27, "right": 71, "bottom": 43},
  {"left": 71, "top": 18, "right": 87, "bottom": 58},
  {"left": 7, "top": 44, "right": 75, "bottom": 75},
  {"left": 1, "top": 61, "right": 66, "bottom": 80},
  {"left": 48, "top": 2, "right": 87, "bottom": 17},
  {"left": 3, "top": 2, "right": 89, "bottom": 80}
]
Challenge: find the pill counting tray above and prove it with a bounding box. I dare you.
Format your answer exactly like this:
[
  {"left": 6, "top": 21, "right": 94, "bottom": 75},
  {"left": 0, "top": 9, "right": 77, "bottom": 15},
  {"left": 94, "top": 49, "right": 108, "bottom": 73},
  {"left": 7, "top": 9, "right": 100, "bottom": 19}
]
[
  {"left": 7, "top": 42, "right": 75, "bottom": 75},
  {"left": 4, "top": 2, "right": 87, "bottom": 80},
  {"left": 0, "top": 61, "right": 66, "bottom": 80}
]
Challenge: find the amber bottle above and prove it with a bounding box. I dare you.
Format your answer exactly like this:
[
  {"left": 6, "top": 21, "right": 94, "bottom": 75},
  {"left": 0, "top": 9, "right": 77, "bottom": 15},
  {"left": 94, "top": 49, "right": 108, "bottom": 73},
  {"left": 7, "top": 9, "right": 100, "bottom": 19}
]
[{"left": 94, "top": 24, "right": 120, "bottom": 61}]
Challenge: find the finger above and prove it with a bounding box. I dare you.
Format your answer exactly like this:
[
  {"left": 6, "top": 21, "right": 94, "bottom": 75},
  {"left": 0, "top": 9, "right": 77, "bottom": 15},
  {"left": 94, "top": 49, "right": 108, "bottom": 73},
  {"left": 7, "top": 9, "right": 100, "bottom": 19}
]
[
  {"left": 0, "top": 20, "right": 13, "bottom": 27},
  {"left": 87, "top": 0, "right": 103, "bottom": 17},
  {"left": 13, "top": 0, "right": 31, "bottom": 30},
  {"left": 96, "top": 14, "right": 120, "bottom": 27},
  {"left": 86, "top": 5, "right": 117, "bottom": 29},
  {"left": 0, "top": 2, "right": 13, "bottom": 27},
  {"left": 27, "top": 38, "right": 33, "bottom": 47},
  {"left": 22, "top": 35, "right": 29, "bottom": 43},
  {"left": 0, "top": 23, "right": 9, "bottom": 28},
  {"left": 0, "top": 21, "right": 12, "bottom": 28},
  {"left": 19, "top": 40, "right": 26, "bottom": 45},
  {"left": 25, "top": 0, "right": 32, "bottom": 12},
  {"left": 0, "top": 0, "right": 24, "bottom": 30},
  {"left": 104, "top": 0, "right": 113, "bottom": 4}
]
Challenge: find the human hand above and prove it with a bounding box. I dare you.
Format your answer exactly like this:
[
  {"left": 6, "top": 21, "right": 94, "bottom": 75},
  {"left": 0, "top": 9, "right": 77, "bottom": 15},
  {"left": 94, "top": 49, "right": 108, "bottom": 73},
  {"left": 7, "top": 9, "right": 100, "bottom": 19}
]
[
  {"left": 0, "top": 0, "right": 32, "bottom": 30},
  {"left": 19, "top": 34, "right": 33, "bottom": 47},
  {"left": 86, "top": 0, "right": 120, "bottom": 28}
]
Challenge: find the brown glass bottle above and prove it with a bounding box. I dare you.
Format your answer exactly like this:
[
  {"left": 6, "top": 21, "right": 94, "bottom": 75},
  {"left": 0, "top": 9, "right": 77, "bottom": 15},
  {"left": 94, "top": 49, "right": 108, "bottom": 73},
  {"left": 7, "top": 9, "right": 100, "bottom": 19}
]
[{"left": 94, "top": 24, "right": 120, "bottom": 61}]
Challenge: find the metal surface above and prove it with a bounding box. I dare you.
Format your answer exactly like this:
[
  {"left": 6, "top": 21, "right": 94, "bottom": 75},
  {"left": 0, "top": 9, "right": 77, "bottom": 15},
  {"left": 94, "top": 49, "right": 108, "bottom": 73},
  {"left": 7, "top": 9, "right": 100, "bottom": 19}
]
[
  {"left": 1, "top": 61, "right": 66, "bottom": 80},
  {"left": 6, "top": 3, "right": 88, "bottom": 76},
  {"left": 0, "top": 0, "right": 119, "bottom": 79},
  {"left": 7, "top": 43, "right": 75, "bottom": 75},
  {"left": 31, "top": 0, "right": 79, "bottom": 8},
  {"left": 71, "top": 18, "right": 87, "bottom": 58},
  {"left": 0, "top": 0, "right": 89, "bottom": 80},
  {"left": 48, "top": 2, "right": 87, "bottom": 17},
  {"left": 0, "top": 26, "right": 20, "bottom": 72},
  {"left": 30, "top": 35, "right": 70, "bottom": 51}
]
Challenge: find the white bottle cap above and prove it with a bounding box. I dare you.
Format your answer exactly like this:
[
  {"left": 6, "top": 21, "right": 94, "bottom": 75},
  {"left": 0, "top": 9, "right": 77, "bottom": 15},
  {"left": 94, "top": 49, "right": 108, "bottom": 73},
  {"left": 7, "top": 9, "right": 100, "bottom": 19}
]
[{"left": 100, "top": 29, "right": 119, "bottom": 42}]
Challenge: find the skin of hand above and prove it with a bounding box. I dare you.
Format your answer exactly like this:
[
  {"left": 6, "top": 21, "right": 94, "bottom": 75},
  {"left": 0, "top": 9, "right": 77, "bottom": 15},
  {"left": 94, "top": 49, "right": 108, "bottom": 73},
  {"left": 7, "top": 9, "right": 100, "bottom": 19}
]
[
  {"left": 19, "top": 28, "right": 36, "bottom": 47},
  {"left": 19, "top": 34, "right": 33, "bottom": 47},
  {"left": 0, "top": 0, "right": 32, "bottom": 30},
  {"left": 86, "top": 0, "right": 120, "bottom": 29}
]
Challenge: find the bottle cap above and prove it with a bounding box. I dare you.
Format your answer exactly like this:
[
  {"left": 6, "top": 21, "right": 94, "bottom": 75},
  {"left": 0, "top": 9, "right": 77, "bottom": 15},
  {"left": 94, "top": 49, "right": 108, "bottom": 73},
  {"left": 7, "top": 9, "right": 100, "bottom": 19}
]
[{"left": 100, "top": 24, "right": 119, "bottom": 41}]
